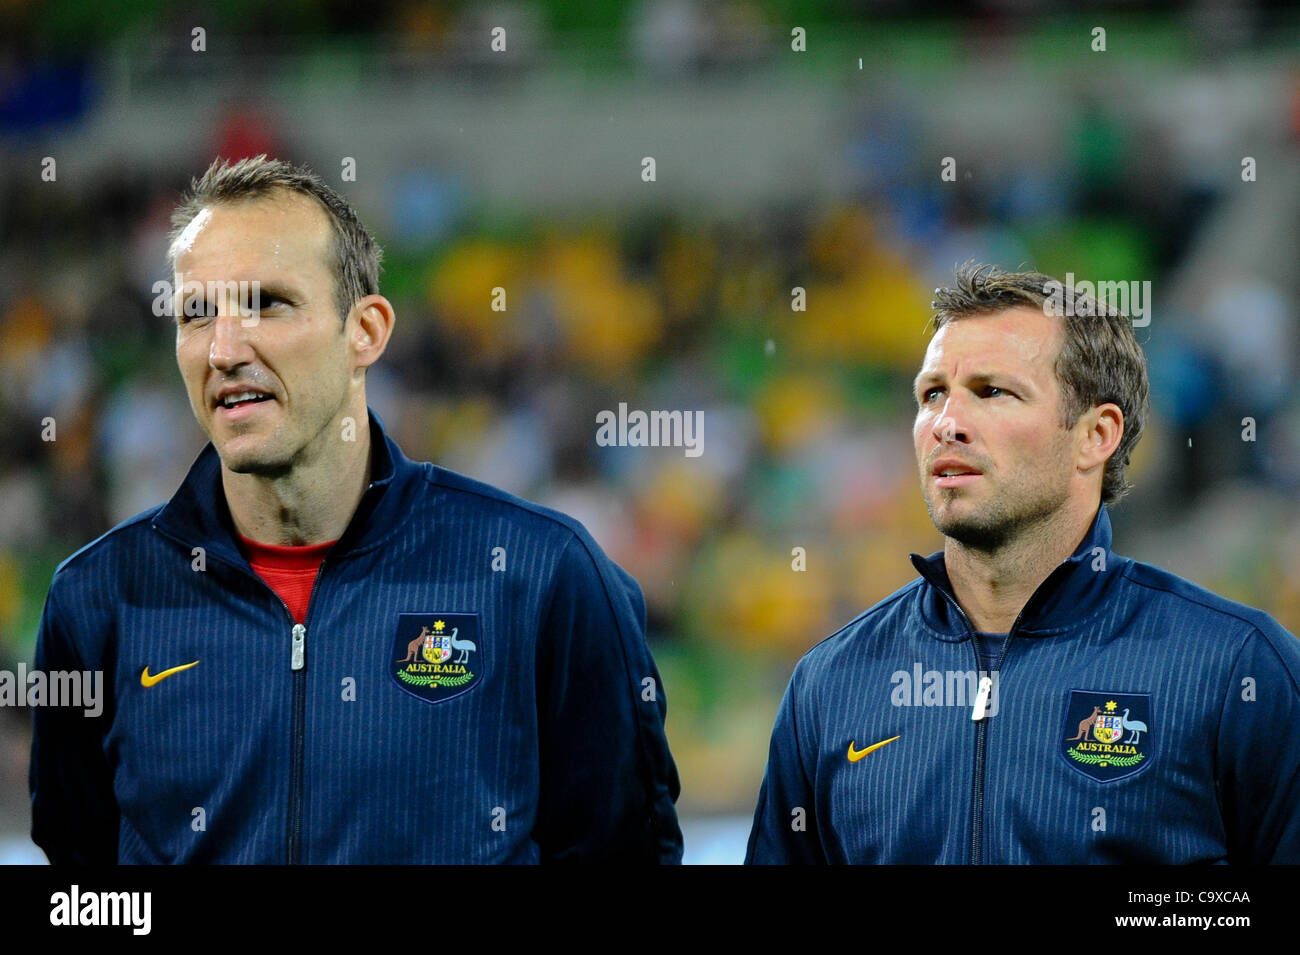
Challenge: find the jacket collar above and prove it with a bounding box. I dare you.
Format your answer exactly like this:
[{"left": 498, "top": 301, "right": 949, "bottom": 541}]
[
  {"left": 908, "top": 504, "right": 1115, "bottom": 642},
  {"left": 152, "top": 408, "right": 423, "bottom": 569}
]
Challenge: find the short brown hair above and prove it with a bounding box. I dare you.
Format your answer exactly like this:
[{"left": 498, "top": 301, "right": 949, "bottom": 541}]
[
  {"left": 928, "top": 262, "right": 1150, "bottom": 506},
  {"left": 168, "top": 155, "right": 382, "bottom": 321}
]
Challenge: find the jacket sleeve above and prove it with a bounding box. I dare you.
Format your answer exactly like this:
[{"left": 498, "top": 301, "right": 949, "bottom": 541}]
[
  {"left": 532, "top": 533, "right": 683, "bottom": 863},
  {"left": 1217, "top": 622, "right": 1300, "bottom": 864},
  {"left": 28, "top": 582, "right": 120, "bottom": 864},
  {"left": 745, "top": 666, "right": 826, "bottom": 864}
]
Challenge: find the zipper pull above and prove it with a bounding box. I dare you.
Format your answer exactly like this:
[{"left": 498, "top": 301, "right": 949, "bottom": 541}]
[
  {"left": 291, "top": 623, "right": 306, "bottom": 671},
  {"left": 971, "top": 675, "right": 993, "bottom": 721}
]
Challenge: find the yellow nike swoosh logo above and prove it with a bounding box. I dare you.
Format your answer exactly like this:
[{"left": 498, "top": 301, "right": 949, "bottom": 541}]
[
  {"left": 847, "top": 736, "right": 900, "bottom": 762},
  {"left": 140, "top": 661, "right": 199, "bottom": 688}
]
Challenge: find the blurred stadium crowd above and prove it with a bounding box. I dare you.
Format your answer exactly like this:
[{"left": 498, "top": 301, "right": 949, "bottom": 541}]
[{"left": 2, "top": 1, "right": 1300, "bottom": 857}]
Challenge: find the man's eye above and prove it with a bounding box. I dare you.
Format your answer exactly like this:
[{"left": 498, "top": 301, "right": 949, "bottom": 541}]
[
  {"left": 984, "top": 386, "right": 1008, "bottom": 398},
  {"left": 177, "top": 300, "right": 217, "bottom": 322},
  {"left": 921, "top": 387, "right": 942, "bottom": 402}
]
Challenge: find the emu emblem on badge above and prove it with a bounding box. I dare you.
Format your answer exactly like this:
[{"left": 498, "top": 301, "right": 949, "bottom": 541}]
[
  {"left": 391, "top": 613, "right": 482, "bottom": 703},
  {"left": 1061, "top": 690, "right": 1153, "bottom": 782}
]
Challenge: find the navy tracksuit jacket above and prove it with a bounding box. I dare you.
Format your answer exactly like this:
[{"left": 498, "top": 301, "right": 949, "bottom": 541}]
[
  {"left": 746, "top": 504, "right": 1300, "bottom": 864},
  {"left": 29, "top": 411, "right": 683, "bottom": 864}
]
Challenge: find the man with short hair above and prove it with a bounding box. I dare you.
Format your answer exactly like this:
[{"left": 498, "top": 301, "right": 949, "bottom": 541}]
[
  {"left": 746, "top": 263, "right": 1300, "bottom": 864},
  {"left": 30, "top": 155, "right": 683, "bottom": 864}
]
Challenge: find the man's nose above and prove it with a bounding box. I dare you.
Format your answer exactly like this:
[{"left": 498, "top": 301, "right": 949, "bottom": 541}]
[
  {"left": 932, "top": 395, "right": 971, "bottom": 444},
  {"left": 208, "top": 311, "right": 255, "bottom": 371}
]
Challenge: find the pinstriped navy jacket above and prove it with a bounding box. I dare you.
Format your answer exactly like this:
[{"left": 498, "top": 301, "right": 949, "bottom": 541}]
[
  {"left": 746, "top": 505, "right": 1300, "bottom": 864},
  {"left": 29, "top": 411, "right": 683, "bottom": 864}
]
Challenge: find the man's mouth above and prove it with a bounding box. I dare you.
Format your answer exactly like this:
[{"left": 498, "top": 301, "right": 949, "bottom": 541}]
[
  {"left": 934, "top": 471, "right": 981, "bottom": 488},
  {"left": 930, "top": 459, "right": 983, "bottom": 488},
  {"left": 218, "top": 391, "right": 273, "bottom": 409},
  {"left": 214, "top": 389, "right": 276, "bottom": 420}
]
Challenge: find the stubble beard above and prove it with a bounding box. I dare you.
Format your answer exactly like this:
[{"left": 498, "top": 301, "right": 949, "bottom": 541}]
[
  {"left": 209, "top": 391, "right": 346, "bottom": 480},
  {"left": 925, "top": 474, "right": 1070, "bottom": 555}
]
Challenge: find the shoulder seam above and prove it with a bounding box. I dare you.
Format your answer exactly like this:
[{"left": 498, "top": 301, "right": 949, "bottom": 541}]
[
  {"left": 54, "top": 505, "right": 165, "bottom": 576},
  {"left": 1119, "top": 562, "right": 1277, "bottom": 631},
  {"left": 1242, "top": 627, "right": 1300, "bottom": 696},
  {"left": 423, "top": 466, "right": 589, "bottom": 538},
  {"left": 800, "top": 578, "right": 925, "bottom": 661}
]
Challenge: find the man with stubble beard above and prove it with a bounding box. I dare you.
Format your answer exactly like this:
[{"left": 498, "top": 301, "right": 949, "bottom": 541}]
[{"left": 746, "top": 263, "right": 1300, "bottom": 864}]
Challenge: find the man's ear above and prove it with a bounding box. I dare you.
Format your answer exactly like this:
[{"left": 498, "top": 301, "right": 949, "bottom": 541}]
[
  {"left": 350, "top": 294, "right": 395, "bottom": 374},
  {"left": 1076, "top": 402, "right": 1124, "bottom": 473}
]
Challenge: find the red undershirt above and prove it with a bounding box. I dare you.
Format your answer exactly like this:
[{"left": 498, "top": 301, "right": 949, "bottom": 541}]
[{"left": 237, "top": 534, "right": 337, "bottom": 624}]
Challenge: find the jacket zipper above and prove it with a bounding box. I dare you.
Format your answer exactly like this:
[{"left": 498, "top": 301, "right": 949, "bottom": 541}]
[
  {"left": 285, "top": 561, "right": 331, "bottom": 865},
  {"left": 968, "top": 620, "right": 1015, "bottom": 866},
  {"left": 149, "top": 523, "right": 332, "bottom": 865},
  {"left": 927, "top": 579, "right": 1031, "bottom": 864},
  {"left": 946, "top": 563, "right": 1072, "bottom": 864},
  {"left": 286, "top": 621, "right": 307, "bottom": 865},
  {"left": 213, "top": 565, "right": 326, "bottom": 865}
]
